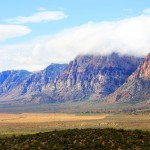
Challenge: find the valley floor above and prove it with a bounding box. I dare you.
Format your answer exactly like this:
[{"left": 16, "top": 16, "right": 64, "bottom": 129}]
[{"left": 0, "top": 113, "right": 150, "bottom": 136}]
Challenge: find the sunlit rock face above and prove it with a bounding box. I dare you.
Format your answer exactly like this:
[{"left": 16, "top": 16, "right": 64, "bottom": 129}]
[
  {"left": 52, "top": 53, "right": 142, "bottom": 101},
  {"left": 107, "top": 53, "right": 150, "bottom": 103},
  {"left": 0, "top": 53, "right": 144, "bottom": 104},
  {"left": 128, "top": 53, "right": 150, "bottom": 81}
]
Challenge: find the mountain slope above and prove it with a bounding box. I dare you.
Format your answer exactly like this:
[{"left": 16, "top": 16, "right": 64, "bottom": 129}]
[
  {"left": 0, "top": 64, "right": 67, "bottom": 103},
  {"left": 50, "top": 53, "right": 142, "bottom": 101},
  {"left": 0, "top": 70, "right": 31, "bottom": 95},
  {"left": 107, "top": 53, "right": 150, "bottom": 103},
  {"left": 18, "top": 63, "right": 68, "bottom": 95},
  {"left": 0, "top": 53, "right": 143, "bottom": 104}
]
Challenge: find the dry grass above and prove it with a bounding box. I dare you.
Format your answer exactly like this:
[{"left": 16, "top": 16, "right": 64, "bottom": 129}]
[
  {"left": 0, "top": 113, "right": 150, "bottom": 136},
  {"left": 0, "top": 113, "right": 107, "bottom": 123}
]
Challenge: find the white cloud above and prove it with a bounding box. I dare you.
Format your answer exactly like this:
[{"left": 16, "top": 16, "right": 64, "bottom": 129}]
[
  {"left": 5, "top": 10, "right": 68, "bottom": 24},
  {"left": 143, "top": 8, "right": 150, "bottom": 15},
  {"left": 0, "top": 25, "right": 31, "bottom": 42},
  {"left": 37, "top": 7, "right": 47, "bottom": 11},
  {"left": 1, "top": 9, "right": 150, "bottom": 71}
]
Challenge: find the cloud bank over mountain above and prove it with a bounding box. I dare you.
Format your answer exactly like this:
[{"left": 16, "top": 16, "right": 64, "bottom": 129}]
[{"left": 0, "top": 9, "right": 150, "bottom": 71}]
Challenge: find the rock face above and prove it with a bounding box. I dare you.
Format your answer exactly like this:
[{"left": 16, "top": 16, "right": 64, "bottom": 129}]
[
  {"left": 0, "top": 53, "right": 144, "bottom": 104},
  {"left": 0, "top": 70, "right": 31, "bottom": 95},
  {"left": 50, "top": 53, "right": 142, "bottom": 101},
  {"left": 0, "top": 64, "right": 67, "bottom": 103},
  {"left": 17, "top": 63, "right": 67, "bottom": 95},
  {"left": 128, "top": 53, "right": 150, "bottom": 81},
  {"left": 107, "top": 53, "right": 150, "bottom": 103}
]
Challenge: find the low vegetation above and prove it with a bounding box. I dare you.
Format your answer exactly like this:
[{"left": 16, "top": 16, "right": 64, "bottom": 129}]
[{"left": 0, "top": 128, "right": 150, "bottom": 149}]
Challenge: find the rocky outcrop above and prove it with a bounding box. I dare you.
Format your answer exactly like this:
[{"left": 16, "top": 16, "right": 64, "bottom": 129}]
[
  {"left": 128, "top": 53, "right": 150, "bottom": 81},
  {"left": 51, "top": 53, "right": 142, "bottom": 101},
  {"left": 107, "top": 53, "right": 150, "bottom": 103},
  {"left": 0, "top": 53, "right": 144, "bottom": 104}
]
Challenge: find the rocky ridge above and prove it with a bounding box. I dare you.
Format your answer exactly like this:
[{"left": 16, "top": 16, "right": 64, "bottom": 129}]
[
  {"left": 107, "top": 53, "right": 150, "bottom": 103},
  {"left": 0, "top": 64, "right": 67, "bottom": 103},
  {"left": 0, "top": 53, "right": 146, "bottom": 104},
  {"left": 47, "top": 53, "right": 142, "bottom": 101}
]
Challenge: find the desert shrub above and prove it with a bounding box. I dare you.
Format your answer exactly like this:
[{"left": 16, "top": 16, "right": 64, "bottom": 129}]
[{"left": 0, "top": 128, "right": 150, "bottom": 149}]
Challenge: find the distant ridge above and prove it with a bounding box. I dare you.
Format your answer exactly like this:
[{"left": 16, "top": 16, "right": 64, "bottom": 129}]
[
  {"left": 0, "top": 70, "right": 31, "bottom": 95},
  {"left": 0, "top": 64, "right": 67, "bottom": 104},
  {"left": 0, "top": 53, "right": 143, "bottom": 104}
]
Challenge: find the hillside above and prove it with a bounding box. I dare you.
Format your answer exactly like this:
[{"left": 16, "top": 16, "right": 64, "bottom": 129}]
[
  {"left": 106, "top": 53, "right": 150, "bottom": 103},
  {"left": 0, "top": 128, "right": 150, "bottom": 149},
  {"left": 48, "top": 53, "right": 142, "bottom": 102},
  {"left": 0, "top": 53, "right": 147, "bottom": 105},
  {"left": 0, "top": 70, "right": 31, "bottom": 95},
  {"left": 0, "top": 64, "right": 67, "bottom": 104}
]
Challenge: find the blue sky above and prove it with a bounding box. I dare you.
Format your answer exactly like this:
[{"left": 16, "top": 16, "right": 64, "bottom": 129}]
[
  {"left": 1, "top": 0, "right": 149, "bottom": 39},
  {"left": 0, "top": 0, "right": 150, "bottom": 71}
]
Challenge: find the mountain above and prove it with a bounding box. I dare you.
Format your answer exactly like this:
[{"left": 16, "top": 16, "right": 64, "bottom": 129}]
[
  {"left": 107, "top": 53, "right": 150, "bottom": 103},
  {"left": 17, "top": 63, "right": 68, "bottom": 95},
  {"left": 0, "top": 53, "right": 143, "bottom": 104},
  {"left": 49, "top": 53, "right": 142, "bottom": 101},
  {"left": 0, "top": 64, "right": 67, "bottom": 103},
  {"left": 0, "top": 70, "right": 31, "bottom": 95}
]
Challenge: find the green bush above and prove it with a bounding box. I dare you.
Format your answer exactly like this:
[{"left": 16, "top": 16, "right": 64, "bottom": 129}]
[{"left": 0, "top": 128, "right": 150, "bottom": 149}]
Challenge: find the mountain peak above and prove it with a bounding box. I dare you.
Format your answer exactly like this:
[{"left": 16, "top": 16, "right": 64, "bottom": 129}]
[
  {"left": 146, "top": 53, "right": 150, "bottom": 61},
  {"left": 52, "top": 53, "right": 142, "bottom": 101},
  {"left": 0, "top": 53, "right": 145, "bottom": 104},
  {"left": 127, "top": 52, "right": 150, "bottom": 81}
]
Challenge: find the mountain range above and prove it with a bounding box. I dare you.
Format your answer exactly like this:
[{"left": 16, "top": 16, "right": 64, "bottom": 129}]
[{"left": 0, "top": 52, "right": 149, "bottom": 107}]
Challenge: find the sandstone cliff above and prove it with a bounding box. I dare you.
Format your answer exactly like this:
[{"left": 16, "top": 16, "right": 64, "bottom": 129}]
[
  {"left": 107, "top": 53, "right": 150, "bottom": 103},
  {"left": 0, "top": 53, "right": 144, "bottom": 104},
  {"left": 50, "top": 53, "right": 142, "bottom": 101}
]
